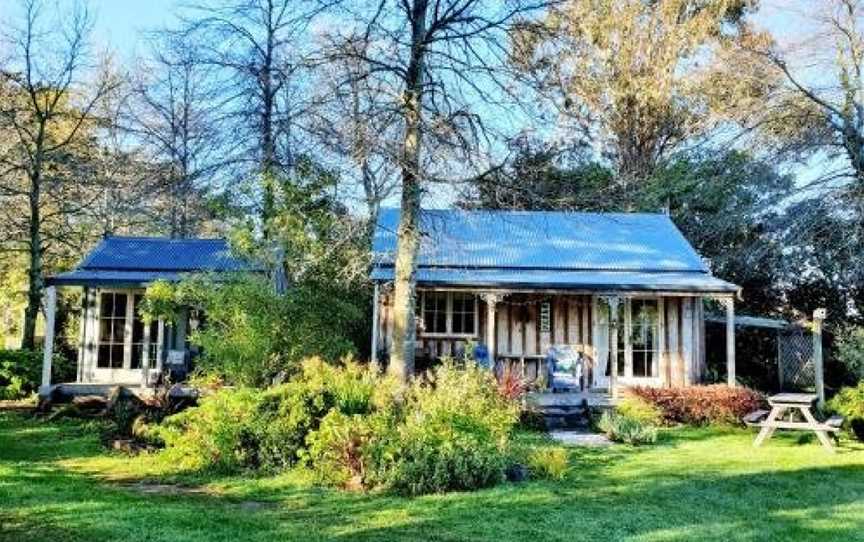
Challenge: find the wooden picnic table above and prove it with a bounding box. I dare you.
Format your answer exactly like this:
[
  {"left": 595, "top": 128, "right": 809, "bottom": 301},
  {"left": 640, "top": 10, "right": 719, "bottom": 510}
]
[{"left": 752, "top": 393, "right": 841, "bottom": 452}]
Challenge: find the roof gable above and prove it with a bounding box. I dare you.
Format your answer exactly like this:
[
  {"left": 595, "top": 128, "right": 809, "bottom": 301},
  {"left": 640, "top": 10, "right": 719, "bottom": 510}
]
[{"left": 372, "top": 208, "right": 708, "bottom": 273}]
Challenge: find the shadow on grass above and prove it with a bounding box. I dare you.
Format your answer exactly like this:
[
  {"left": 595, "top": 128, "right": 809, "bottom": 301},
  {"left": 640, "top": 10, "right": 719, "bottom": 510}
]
[{"left": 3, "top": 412, "right": 864, "bottom": 542}]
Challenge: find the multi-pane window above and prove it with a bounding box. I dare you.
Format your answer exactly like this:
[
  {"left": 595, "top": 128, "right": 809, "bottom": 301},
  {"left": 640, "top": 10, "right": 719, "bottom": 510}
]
[
  {"left": 613, "top": 298, "right": 660, "bottom": 379},
  {"left": 451, "top": 293, "right": 476, "bottom": 335},
  {"left": 97, "top": 292, "right": 127, "bottom": 368},
  {"left": 630, "top": 299, "right": 659, "bottom": 378},
  {"left": 422, "top": 292, "right": 448, "bottom": 334},
  {"left": 131, "top": 295, "right": 159, "bottom": 370},
  {"left": 420, "top": 291, "right": 477, "bottom": 336}
]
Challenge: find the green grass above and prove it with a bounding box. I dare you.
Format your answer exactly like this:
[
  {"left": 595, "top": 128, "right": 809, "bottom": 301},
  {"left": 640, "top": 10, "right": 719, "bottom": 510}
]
[{"left": 1, "top": 411, "right": 864, "bottom": 542}]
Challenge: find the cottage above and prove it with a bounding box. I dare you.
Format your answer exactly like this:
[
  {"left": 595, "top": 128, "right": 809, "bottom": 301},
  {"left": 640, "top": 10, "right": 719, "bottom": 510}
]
[
  {"left": 39, "top": 237, "right": 259, "bottom": 396},
  {"left": 371, "top": 209, "right": 741, "bottom": 396}
]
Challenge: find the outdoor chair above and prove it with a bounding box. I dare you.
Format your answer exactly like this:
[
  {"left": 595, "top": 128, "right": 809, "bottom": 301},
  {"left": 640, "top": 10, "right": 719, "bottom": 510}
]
[{"left": 546, "top": 345, "right": 584, "bottom": 393}]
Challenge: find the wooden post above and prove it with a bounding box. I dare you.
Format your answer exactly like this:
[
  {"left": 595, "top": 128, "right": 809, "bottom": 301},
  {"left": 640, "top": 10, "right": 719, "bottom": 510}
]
[
  {"left": 142, "top": 314, "right": 152, "bottom": 388},
  {"left": 155, "top": 319, "right": 165, "bottom": 377},
  {"left": 725, "top": 297, "right": 736, "bottom": 387},
  {"left": 76, "top": 288, "right": 89, "bottom": 383},
  {"left": 813, "top": 308, "right": 826, "bottom": 409},
  {"left": 371, "top": 283, "right": 380, "bottom": 364},
  {"left": 608, "top": 297, "right": 620, "bottom": 399},
  {"left": 40, "top": 285, "right": 57, "bottom": 393},
  {"left": 485, "top": 294, "right": 498, "bottom": 363}
]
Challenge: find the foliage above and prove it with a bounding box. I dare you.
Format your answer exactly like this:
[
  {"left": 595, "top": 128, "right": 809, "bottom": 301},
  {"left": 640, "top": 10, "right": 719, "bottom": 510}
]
[
  {"left": 526, "top": 447, "right": 570, "bottom": 481},
  {"left": 616, "top": 394, "right": 663, "bottom": 426},
  {"left": 834, "top": 326, "right": 864, "bottom": 382},
  {"left": 144, "top": 275, "right": 362, "bottom": 387},
  {"left": 154, "top": 387, "right": 261, "bottom": 472},
  {"left": 629, "top": 385, "right": 764, "bottom": 426},
  {"left": 597, "top": 410, "right": 658, "bottom": 445},
  {"left": 0, "top": 349, "right": 72, "bottom": 400},
  {"left": 498, "top": 368, "right": 529, "bottom": 401},
  {"left": 513, "top": 0, "right": 770, "bottom": 183},
  {"left": 375, "top": 361, "right": 519, "bottom": 496},
  {"left": 829, "top": 382, "right": 864, "bottom": 420},
  {"left": 138, "top": 280, "right": 181, "bottom": 324}
]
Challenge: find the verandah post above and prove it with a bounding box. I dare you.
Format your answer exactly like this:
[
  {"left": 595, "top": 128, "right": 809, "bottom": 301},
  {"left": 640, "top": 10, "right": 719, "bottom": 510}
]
[
  {"left": 725, "top": 297, "right": 736, "bottom": 387},
  {"left": 813, "top": 308, "right": 826, "bottom": 409},
  {"left": 607, "top": 296, "right": 620, "bottom": 399},
  {"left": 40, "top": 285, "right": 57, "bottom": 394}
]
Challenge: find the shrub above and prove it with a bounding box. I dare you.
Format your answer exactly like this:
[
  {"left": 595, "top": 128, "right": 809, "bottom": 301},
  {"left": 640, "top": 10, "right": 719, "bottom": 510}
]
[
  {"left": 597, "top": 411, "right": 658, "bottom": 445},
  {"left": 155, "top": 387, "right": 261, "bottom": 472},
  {"left": 526, "top": 447, "right": 569, "bottom": 481},
  {"left": 828, "top": 382, "right": 864, "bottom": 441},
  {"left": 305, "top": 410, "right": 396, "bottom": 490},
  {"left": 628, "top": 385, "right": 764, "bottom": 425},
  {"left": 0, "top": 350, "right": 72, "bottom": 400},
  {"left": 382, "top": 361, "right": 519, "bottom": 496},
  {"left": 835, "top": 326, "right": 864, "bottom": 381},
  {"left": 616, "top": 394, "right": 663, "bottom": 426},
  {"left": 143, "top": 275, "right": 362, "bottom": 387}
]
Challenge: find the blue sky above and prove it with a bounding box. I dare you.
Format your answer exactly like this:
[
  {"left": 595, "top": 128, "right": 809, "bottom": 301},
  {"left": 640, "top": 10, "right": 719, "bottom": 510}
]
[{"left": 89, "top": 0, "right": 177, "bottom": 59}]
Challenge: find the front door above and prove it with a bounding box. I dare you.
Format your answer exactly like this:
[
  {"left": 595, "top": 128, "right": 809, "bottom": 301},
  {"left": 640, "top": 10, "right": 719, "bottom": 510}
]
[{"left": 93, "top": 291, "right": 157, "bottom": 383}]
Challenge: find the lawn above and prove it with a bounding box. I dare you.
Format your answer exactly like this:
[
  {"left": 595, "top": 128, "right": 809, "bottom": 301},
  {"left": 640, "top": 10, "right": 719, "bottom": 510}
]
[{"left": 1, "top": 411, "right": 864, "bottom": 542}]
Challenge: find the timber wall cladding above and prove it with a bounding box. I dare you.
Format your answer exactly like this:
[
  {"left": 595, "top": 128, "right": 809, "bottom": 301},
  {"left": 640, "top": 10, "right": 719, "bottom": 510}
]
[{"left": 375, "top": 291, "right": 705, "bottom": 385}]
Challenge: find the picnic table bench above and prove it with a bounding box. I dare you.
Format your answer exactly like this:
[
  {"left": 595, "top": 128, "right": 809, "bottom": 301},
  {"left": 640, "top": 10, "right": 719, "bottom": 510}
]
[{"left": 749, "top": 393, "right": 842, "bottom": 452}]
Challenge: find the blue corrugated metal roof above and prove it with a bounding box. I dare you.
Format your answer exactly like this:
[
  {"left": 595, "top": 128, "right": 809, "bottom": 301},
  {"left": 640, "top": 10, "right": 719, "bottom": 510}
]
[
  {"left": 372, "top": 209, "right": 739, "bottom": 293},
  {"left": 373, "top": 208, "right": 708, "bottom": 272},
  {"left": 49, "top": 237, "right": 260, "bottom": 287}
]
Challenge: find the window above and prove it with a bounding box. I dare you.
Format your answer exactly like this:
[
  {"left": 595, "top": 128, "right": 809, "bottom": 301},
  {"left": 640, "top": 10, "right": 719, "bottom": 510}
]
[
  {"left": 612, "top": 298, "right": 659, "bottom": 379},
  {"left": 420, "top": 291, "right": 477, "bottom": 336},
  {"left": 96, "top": 291, "right": 159, "bottom": 371},
  {"left": 131, "top": 295, "right": 159, "bottom": 369},
  {"left": 451, "top": 293, "right": 476, "bottom": 335},
  {"left": 97, "top": 292, "right": 127, "bottom": 369},
  {"left": 630, "top": 299, "right": 659, "bottom": 378},
  {"left": 422, "top": 292, "right": 448, "bottom": 334}
]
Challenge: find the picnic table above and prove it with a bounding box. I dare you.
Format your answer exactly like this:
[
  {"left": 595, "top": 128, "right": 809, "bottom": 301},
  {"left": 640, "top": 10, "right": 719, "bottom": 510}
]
[{"left": 749, "top": 393, "right": 843, "bottom": 452}]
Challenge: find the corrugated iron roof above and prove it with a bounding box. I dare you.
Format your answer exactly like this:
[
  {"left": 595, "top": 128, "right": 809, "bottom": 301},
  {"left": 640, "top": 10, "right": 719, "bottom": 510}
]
[
  {"left": 373, "top": 208, "right": 708, "bottom": 272},
  {"left": 49, "top": 236, "right": 260, "bottom": 287},
  {"left": 372, "top": 208, "right": 739, "bottom": 293}
]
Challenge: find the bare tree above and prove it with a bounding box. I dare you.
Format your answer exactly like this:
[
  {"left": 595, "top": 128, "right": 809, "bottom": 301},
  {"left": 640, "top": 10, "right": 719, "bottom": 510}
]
[
  {"left": 328, "top": 0, "right": 544, "bottom": 382},
  {"left": 178, "top": 0, "right": 331, "bottom": 235},
  {"left": 0, "top": 0, "right": 115, "bottom": 350},
  {"left": 123, "top": 33, "right": 227, "bottom": 238},
  {"left": 310, "top": 38, "right": 399, "bottom": 228}
]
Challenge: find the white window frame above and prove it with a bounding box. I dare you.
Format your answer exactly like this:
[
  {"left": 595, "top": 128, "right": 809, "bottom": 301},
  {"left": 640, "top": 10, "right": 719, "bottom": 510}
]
[
  {"left": 94, "top": 289, "right": 153, "bottom": 372},
  {"left": 418, "top": 290, "right": 479, "bottom": 339},
  {"left": 616, "top": 297, "right": 663, "bottom": 386}
]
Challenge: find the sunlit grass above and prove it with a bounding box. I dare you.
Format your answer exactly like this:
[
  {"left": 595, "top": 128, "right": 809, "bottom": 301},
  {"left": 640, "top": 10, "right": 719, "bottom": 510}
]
[{"left": 1, "top": 411, "right": 864, "bottom": 541}]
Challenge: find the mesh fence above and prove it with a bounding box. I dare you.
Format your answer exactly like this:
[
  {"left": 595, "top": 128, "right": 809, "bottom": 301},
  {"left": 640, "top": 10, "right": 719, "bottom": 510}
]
[{"left": 778, "top": 325, "right": 814, "bottom": 391}]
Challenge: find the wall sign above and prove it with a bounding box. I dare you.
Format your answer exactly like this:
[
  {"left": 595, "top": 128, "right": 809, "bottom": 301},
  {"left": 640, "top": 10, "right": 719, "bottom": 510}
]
[{"left": 540, "top": 301, "right": 551, "bottom": 333}]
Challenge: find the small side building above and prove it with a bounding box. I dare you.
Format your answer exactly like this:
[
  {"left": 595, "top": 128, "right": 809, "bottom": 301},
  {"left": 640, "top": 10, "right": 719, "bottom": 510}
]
[
  {"left": 40, "top": 236, "right": 259, "bottom": 396},
  {"left": 371, "top": 209, "right": 741, "bottom": 395}
]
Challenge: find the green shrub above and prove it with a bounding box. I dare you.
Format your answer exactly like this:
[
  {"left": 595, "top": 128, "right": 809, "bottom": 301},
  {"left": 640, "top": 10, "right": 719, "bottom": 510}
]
[
  {"left": 628, "top": 385, "right": 763, "bottom": 425},
  {"left": 526, "top": 447, "right": 570, "bottom": 481},
  {"left": 597, "top": 411, "right": 658, "bottom": 445},
  {"left": 305, "top": 410, "right": 397, "bottom": 489},
  {"left": 835, "top": 327, "right": 864, "bottom": 381},
  {"left": 155, "top": 387, "right": 261, "bottom": 472},
  {"left": 828, "top": 382, "right": 864, "bottom": 441},
  {"left": 382, "top": 361, "right": 519, "bottom": 496},
  {"left": 0, "top": 349, "right": 72, "bottom": 400},
  {"left": 143, "top": 275, "right": 362, "bottom": 387},
  {"left": 616, "top": 394, "right": 663, "bottom": 426}
]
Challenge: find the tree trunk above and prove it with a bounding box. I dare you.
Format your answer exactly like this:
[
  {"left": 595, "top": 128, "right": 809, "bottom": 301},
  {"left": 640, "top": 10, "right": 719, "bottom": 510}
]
[
  {"left": 388, "top": 0, "right": 428, "bottom": 383},
  {"left": 261, "top": 24, "right": 277, "bottom": 239},
  {"left": 22, "top": 170, "right": 43, "bottom": 351}
]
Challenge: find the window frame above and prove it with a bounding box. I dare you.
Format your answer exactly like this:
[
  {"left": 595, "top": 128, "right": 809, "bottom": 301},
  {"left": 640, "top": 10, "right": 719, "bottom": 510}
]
[
  {"left": 94, "top": 289, "right": 155, "bottom": 372},
  {"left": 614, "top": 296, "right": 662, "bottom": 385},
  {"left": 418, "top": 290, "right": 479, "bottom": 339}
]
